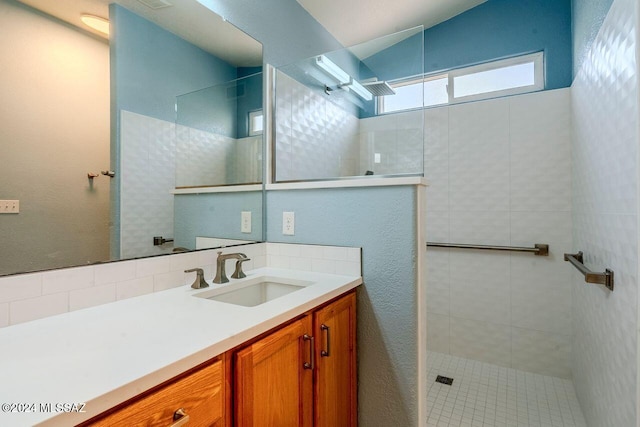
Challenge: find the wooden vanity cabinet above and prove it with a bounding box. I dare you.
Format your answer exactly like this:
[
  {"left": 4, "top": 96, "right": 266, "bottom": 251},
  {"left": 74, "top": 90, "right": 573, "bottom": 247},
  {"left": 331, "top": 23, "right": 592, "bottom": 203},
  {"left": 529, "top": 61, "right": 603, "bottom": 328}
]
[
  {"left": 80, "top": 290, "right": 356, "bottom": 427},
  {"left": 83, "top": 356, "right": 227, "bottom": 427},
  {"left": 313, "top": 292, "right": 357, "bottom": 427},
  {"left": 234, "top": 316, "right": 314, "bottom": 427},
  {"left": 234, "top": 291, "right": 357, "bottom": 427}
]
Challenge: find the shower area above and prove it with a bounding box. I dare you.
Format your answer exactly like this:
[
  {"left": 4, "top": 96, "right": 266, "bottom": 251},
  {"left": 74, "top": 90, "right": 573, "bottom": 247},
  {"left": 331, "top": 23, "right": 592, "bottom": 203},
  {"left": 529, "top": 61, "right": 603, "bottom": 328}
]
[
  {"left": 424, "top": 0, "right": 638, "bottom": 425},
  {"left": 271, "top": 0, "right": 639, "bottom": 424}
]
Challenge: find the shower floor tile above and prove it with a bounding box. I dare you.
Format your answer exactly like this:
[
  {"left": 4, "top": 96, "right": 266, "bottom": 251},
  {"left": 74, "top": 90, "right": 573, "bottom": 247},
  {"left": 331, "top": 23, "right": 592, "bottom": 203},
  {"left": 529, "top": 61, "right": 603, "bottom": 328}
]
[{"left": 427, "top": 352, "right": 587, "bottom": 427}]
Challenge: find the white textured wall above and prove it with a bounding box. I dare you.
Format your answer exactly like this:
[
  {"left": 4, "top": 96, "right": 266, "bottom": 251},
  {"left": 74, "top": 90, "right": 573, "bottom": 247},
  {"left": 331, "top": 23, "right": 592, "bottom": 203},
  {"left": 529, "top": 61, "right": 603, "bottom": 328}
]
[
  {"left": 121, "top": 111, "right": 262, "bottom": 258},
  {"left": 425, "top": 88, "right": 574, "bottom": 378},
  {"left": 571, "top": 0, "right": 638, "bottom": 424},
  {"left": 359, "top": 110, "right": 424, "bottom": 176},
  {"left": 0, "top": 1, "right": 110, "bottom": 275},
  {"left": 120, "top": 111, "right": 176, "bottom": 259},
  {"left": 274, "top": 71, "right": 425, "bottom": 180},
  {"left": 274, "top": 71, "right": 361, "bottom": 180}
]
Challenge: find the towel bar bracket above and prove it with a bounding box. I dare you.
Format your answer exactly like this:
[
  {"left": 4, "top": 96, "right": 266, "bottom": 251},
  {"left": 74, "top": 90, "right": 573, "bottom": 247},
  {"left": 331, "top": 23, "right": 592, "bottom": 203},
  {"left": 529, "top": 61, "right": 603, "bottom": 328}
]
[{"left": 564, "top": 251, "right": 614, "bottom": 291}]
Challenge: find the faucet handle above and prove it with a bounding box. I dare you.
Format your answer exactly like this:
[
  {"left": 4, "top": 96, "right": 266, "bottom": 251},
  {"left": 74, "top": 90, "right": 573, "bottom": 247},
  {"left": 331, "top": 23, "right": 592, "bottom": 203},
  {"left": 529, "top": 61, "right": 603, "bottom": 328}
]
[
  {"left": 185, "top": 268, "right": 209, "bottom": 289},
  {"left": 231, "top": 258, "right": 251, "bottom": 279}
]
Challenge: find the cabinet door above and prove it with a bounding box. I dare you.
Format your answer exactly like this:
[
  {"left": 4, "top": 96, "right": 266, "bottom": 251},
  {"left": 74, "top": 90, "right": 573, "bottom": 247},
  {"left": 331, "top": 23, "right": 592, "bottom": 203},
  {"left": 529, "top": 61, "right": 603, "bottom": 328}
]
[
  {"left": 234, "top": 316, "right": 313, "bottom": 427},
  {"left": 314, "top": 292, "right": 357, "bottom": 427}
]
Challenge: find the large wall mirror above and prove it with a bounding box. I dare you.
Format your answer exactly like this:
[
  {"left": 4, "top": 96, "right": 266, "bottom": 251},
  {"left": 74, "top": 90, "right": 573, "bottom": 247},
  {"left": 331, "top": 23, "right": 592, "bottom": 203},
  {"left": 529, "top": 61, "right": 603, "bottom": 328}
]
[{"left": 0, "top": 0, "right": 264, "bottom": 276}]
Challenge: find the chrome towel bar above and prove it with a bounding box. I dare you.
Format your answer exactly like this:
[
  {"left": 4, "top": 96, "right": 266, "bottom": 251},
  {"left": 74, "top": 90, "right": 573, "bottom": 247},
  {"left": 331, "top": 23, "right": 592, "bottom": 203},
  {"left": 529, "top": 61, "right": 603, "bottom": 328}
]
[
  {"left": 427, "top": 242, "right": 549, "bottom": 256},
  {"left": 564, "top": 252, "right": 614, "bottom": 291}
]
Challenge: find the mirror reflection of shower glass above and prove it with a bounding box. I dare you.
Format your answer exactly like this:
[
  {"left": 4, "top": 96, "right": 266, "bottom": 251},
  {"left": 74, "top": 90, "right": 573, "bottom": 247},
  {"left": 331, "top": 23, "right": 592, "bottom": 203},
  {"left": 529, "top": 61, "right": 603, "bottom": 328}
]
[
  {"left": 175, "top": 72, "right": 263, "bottom": 188},
  {"left": 273, "top": 26, "right": 425, "bottom": 182}
]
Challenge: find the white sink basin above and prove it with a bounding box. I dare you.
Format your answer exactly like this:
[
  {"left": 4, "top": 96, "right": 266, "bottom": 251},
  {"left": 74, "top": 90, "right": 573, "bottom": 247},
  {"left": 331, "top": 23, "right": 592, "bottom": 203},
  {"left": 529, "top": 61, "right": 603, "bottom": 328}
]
[{"left": 194, "top": 276, "right": 314, "bottom": 307}]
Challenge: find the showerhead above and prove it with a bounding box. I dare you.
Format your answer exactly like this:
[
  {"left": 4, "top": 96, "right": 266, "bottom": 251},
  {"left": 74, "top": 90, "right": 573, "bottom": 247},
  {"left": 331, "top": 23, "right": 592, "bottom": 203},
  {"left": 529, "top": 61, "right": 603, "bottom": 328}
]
[{"left": 362, "top": 80, "right": 396, "bottom": 96}]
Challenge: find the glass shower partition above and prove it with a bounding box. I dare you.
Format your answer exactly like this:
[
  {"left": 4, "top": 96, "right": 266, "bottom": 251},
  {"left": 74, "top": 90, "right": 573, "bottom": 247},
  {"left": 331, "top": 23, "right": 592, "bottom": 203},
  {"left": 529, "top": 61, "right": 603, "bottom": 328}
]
[
  {"left": 175, "top": 72, "right": 263, "bottom": 188},
  {"left": 273, "top": 26, "right": 424, "bottom": 182}
]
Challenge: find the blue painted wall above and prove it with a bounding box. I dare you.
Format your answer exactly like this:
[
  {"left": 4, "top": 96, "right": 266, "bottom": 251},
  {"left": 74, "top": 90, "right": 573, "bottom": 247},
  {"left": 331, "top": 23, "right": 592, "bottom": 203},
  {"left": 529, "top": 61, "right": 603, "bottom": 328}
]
[
  {"left": 267, "top": 186, "right": 419, "bottom": 426},
  {"left": 572, "top": 0, "right": 614, "bottom": 77},
  {"left": 174, "top": 192, "right": 263, "bottom": 248},
  {"left": 364, "top": 0, "right": 572, "bottom": 90},
  {"left": 197, "top": 0, "right": 342, "bottom": 66},
  {"left": 236, "top": 72, "right": 263, "bottom": 138},
  {"left": 111, "top": 4, "right": 237, "bottom": 123}
]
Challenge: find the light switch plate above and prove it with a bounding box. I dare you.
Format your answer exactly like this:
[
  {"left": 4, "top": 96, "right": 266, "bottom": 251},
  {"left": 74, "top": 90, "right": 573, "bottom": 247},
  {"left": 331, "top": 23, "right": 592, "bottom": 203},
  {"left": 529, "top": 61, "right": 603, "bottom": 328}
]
[
  {"left": 241, "top": 211, "right": 251, "bottom": 233},
  {"left": 0, "top": 200, "right": 19, "bottom": 214},
  {"left": 283, "top": 211, "right": 295, "bottom": 235}
]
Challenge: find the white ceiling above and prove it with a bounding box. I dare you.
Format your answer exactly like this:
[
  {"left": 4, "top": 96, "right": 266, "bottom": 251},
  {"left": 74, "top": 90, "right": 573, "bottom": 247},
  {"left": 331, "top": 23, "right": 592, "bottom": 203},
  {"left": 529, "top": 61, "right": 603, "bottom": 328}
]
[
  {"left": 296, "top": 0, "right": 487, "bottom": 47},
  {"left": 16, "top": 0, "right": 263, "bottom": 67}
]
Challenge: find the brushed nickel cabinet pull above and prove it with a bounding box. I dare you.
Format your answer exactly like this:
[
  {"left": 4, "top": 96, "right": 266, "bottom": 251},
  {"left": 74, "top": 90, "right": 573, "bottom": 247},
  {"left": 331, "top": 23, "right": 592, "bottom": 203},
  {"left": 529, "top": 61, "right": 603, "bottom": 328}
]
[
  {"left": 171, "top": 408, "right": 190, "bottom": 427},
  {"left": 303, "top": 334, "right": 315, "bottom": 370},
  {"left": 320, "top": 324, "right": 330, "bottom": 357}
]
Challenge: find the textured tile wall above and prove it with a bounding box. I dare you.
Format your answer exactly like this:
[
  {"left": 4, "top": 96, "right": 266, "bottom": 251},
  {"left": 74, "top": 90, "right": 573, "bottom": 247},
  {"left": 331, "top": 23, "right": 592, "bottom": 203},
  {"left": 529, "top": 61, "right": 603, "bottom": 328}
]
[
  {"left": 570, "top": 0, "right": 638, "bottom": 424},
  {"left": 121, "top": 111, "right": 176, "bottom": 259},
  {"left": 275, "top": 71, "right": 360, "bottom": 181},
  {"left": 274, "top": 71, "right": 424, "bottom": 181},
  {"left": 122, "top": 111, "right": 262, "bottom": 259},
  {"left": 424, "top": 88, "right": 574, "bottom": 379},
  {"left": 175, "top": 127, "right": 262, "bottom": 187},
  {"left": 0, "top": 243, "right": 361, "bottom": 328},
  {"left": 359, "top": 110, "right": 424, "bottom": 176}
]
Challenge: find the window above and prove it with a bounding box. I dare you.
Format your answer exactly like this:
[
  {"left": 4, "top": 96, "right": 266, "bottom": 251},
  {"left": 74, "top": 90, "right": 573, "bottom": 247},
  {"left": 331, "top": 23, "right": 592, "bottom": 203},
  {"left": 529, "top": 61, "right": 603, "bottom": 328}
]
[
  {"left": 378, "top": 52, "right": 544, "bottom": 114},
  {"left": 248, "top": 110, "right": 263, "bottom": 136}
]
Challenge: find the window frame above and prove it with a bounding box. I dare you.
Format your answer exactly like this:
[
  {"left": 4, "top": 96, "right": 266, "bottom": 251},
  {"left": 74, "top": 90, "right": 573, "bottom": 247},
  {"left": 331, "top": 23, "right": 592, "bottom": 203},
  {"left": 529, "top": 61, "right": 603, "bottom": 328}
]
[
  {"left": 248, "top": 109, "right": 264, "bottom": 136},
  {"left": 448, "top": 51, "right": 544, "bottom": 103},
  {"left": 377, "top": 51, "right": 545, "bottom": 115}
]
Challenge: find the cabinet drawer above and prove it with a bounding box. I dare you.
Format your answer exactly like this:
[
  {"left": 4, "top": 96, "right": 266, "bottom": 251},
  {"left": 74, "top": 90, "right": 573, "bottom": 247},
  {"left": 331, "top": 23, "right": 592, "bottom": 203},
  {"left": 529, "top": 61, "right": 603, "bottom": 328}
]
[{"left": 87, "top": 358, "right": 225, "bottom": 427}]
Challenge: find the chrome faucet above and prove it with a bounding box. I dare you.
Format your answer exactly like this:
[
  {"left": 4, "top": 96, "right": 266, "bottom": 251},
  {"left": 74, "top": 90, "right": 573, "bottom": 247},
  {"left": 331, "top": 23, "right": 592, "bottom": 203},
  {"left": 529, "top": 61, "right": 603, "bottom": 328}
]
[
  {"left": 213, "top": 251, "right": 250, "bottom": 283},
  {"left": 184, "top": 268, "right": 209, "bottom": 289}
]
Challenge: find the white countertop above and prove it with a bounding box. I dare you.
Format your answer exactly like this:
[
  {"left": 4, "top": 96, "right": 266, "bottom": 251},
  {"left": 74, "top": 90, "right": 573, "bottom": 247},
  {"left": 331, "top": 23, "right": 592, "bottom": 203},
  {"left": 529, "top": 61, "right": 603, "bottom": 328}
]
[{"left": 0, "top": 268, "right": 361, "bottom": 426}]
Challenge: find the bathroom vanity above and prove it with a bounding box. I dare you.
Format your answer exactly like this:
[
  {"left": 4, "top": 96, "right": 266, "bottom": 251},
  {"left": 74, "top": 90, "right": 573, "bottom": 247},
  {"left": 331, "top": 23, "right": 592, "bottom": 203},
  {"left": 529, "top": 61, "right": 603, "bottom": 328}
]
[{"left": 0, "top": 264, "right": 361, "bottom": 427}]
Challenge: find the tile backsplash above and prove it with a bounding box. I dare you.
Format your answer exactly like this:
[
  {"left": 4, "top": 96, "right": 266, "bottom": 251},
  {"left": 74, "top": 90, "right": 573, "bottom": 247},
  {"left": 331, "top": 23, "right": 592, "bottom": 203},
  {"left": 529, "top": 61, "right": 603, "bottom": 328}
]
[{"left": 0, "top": 243, "right": 361, "bottom": 328}]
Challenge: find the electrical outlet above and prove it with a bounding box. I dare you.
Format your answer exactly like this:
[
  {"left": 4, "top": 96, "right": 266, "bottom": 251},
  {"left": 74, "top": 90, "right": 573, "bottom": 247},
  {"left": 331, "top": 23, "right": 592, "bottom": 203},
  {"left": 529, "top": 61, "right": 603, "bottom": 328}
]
[
  {"left": 282, "top": 211, "right": 295, "bottom": 235},
  {"left": 241, "top": 211, "right": 251, "bottom": 233},
  {"left": 0, "top": 200, "right": 19, "bottom": 214}
]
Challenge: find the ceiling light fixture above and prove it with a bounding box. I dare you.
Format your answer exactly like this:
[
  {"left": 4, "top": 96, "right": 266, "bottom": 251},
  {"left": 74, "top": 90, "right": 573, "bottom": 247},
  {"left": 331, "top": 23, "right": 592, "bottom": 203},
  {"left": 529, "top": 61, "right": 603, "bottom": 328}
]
[{"left": 80, "top": 14, "right": 109, "bottom": 35}]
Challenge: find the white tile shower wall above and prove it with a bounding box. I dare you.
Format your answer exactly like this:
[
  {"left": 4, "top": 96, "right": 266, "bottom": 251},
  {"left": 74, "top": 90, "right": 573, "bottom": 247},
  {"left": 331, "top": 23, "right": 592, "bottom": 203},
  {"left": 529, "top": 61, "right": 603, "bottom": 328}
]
[
  {"left": 122, "top": 111, "right": 261, "bottom": 260},
  {"left": 359, "top": 110, "right": 424, "bottom": 176},
  {"left": 274, "top": 71, "right": 360, "bottom": 181},
  {"left": 233, "top": 135, "right": 262, "bottom": 184},
  {"left": 424, "top": 88, "right": 574, "bottom": 378},
  {"left": 175, "top": 123, "right": 230, "bottom": 187},
  {"left": 0, "top": 243, "right": 362, "bottom": 328},
  {"left": 120, "top": 110, "right": 176, "bottom": 259},
  {"left": 571, "top": 0, "right": 638, "bottom": 424},
  {"left": 175, "top": 129, "right": 261, "bottom": 186}
]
